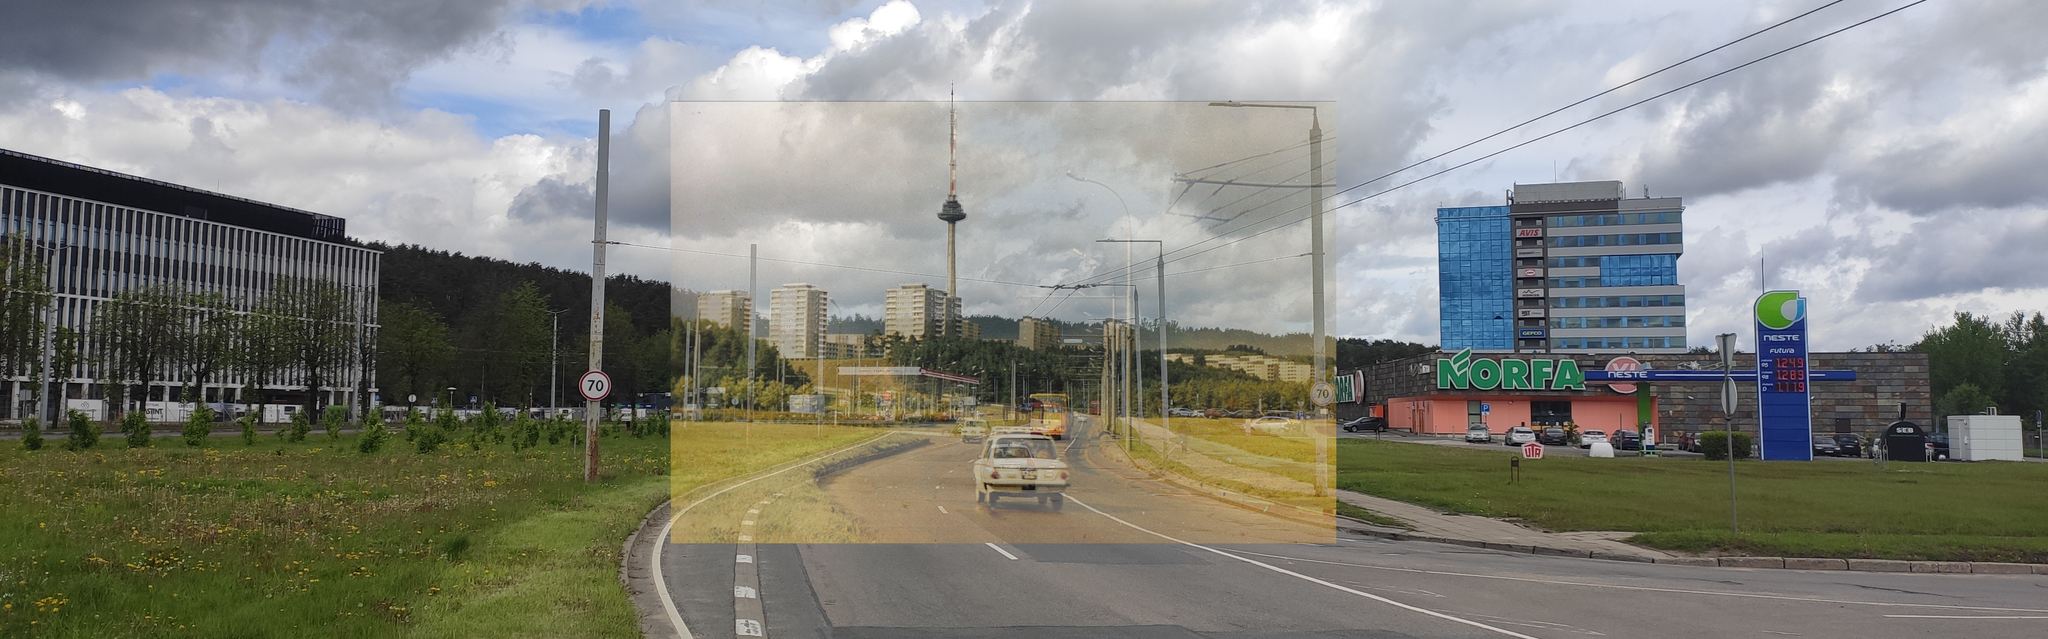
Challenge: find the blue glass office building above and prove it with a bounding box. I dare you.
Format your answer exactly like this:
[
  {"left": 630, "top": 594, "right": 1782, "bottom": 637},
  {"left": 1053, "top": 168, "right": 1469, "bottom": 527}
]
[
  {"left": 1438, "top": 206, "right": 1513, "bottom": 350},
  {"left": 1438, "top": 181, "right": 1686, "bottom": 354}
]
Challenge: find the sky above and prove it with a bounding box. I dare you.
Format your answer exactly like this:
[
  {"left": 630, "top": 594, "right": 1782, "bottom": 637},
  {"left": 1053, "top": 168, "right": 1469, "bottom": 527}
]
[{"left": 2, "top": 0, "right": 2044, "bottom": 351}]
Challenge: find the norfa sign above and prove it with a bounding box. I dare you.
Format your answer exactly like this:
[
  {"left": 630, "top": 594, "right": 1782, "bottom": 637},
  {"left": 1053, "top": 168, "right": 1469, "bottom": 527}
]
[{"left": 1436, "top": 348, "right": 1587, "bottom": 391}]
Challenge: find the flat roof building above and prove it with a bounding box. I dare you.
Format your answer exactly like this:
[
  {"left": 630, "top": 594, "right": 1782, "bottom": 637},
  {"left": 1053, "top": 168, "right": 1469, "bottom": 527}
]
[
  {"left": 1439, "top": 180, "right": 1687, "bottom": 354},
  {"left": 884, "top": 283, "right": 958, "bottom": 340},
  {"left": 1, "top": 149, "right": 379, "bottom": 421},
  {"left": 697, "top": 290, "right": 751, "bottom": 330},
  {"left": 769, "top": 284, "right": 827, "bottom": 359}
]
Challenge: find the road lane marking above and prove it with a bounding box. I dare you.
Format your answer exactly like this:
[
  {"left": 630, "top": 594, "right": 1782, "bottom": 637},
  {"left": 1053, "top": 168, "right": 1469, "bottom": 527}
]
[
  {"left": 651, "top": 432, "right": 896, "bottom": 639},
  {"left": 736, "top": 555, "right": 752, "bottom": 563},
  {"left": 736, "top": 619, "right": 765, "bottom": 636},
  {"left": 984, "top": 542, "right": 1020, "bottom": 561},
  {"left": 938, "top": 505, "right": 949, "bottom": 514},
  {"left": 1884, "top": 615, "right": 2048, "bottom": 619},
  {"left": 1064, "top": 496, "right": 1539, "bottom": 639},
  {"left": 735, "top": 586, "right": 757, "bottom": 598},
  {"left": 1222, "top": 548, "right": 2048, "bottom": 615}
]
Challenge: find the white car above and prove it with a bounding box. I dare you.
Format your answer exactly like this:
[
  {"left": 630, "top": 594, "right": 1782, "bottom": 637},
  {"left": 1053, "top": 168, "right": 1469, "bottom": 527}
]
[
  {"left": 1504, "top": 427, "right": 1537, "bottom": 446},
  {"left": 1242, "top": 416, "right": 1297, "bottom": 434},
  {"left": 1578, "top": 430, "right": 1608, "bottom": 449},
  {"left": 974, "top": 434, "right": 1070, "bottom": 509},
  {"left": 956, "top": 418, "right": 988, "bottom": 443}
]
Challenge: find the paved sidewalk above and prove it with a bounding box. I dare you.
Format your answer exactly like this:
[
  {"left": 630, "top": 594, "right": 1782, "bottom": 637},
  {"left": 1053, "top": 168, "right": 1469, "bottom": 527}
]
[{"left": 1336, "top": 489, "right": 1674, "bottom": 560}]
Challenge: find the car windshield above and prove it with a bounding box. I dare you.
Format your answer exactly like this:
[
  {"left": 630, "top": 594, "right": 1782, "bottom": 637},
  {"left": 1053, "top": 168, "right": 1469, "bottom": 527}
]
[
  {"left": 1814, "top": 436, "right": 1835, "bottom": 444},
  {"left": 1583, "top": 431, "right": 1604, "bottom": 437},
  {"left": 991, "top": 439, "right": 1057, "bottom": 460}
]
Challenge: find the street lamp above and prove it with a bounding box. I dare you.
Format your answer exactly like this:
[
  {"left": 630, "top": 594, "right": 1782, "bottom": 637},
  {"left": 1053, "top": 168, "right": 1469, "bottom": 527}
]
[
  {"left": 1099, "top": 238, "right": 1170, "bottom": 454},
  {"left": 446, "top": 386, "right": 457, "bottom": 416},
  {"left": 1068, "top": 172, "right": 1145, "bottom": 450},
  {"left": 548, "top": 308, "right": 571, "bottom": 417},
  {"left": 1206, "top": 101, "right": 1328, "bottom": 393}
]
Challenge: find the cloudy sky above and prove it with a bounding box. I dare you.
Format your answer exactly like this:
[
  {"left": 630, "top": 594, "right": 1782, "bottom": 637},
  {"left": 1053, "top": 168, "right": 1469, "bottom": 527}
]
[{"left": 3, "top": 0, "right": 2044, "bottom": 350}]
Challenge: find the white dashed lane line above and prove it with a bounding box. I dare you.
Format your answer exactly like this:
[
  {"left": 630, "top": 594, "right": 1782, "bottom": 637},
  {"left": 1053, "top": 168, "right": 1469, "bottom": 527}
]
[{"left": 984, "top": 542, "right": 1020, "bottom": 561}]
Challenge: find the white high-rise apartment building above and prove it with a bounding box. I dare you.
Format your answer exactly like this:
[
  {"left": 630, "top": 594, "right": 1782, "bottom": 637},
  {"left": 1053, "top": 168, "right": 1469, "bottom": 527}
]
[
  {"left": 769, "top": 283, "right": 827, "bottom": 359},
  {"left": 696, "top": 290, "right": 751, "bottom": 329},
  {"left": 883, "top": 283, "right": 958, "bottom": 339}
]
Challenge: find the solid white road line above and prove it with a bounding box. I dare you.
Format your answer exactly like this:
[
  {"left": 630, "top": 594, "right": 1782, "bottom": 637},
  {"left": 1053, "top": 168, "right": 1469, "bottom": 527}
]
[
  {"left": 1883, "top": 615, "right": 2048, "bottom": 619},
  {"left": 651, "top": 432, "right": 896, "bottom": 639},
  {"left": 1063, "top": 496, "right": 1540, "bottom": 639},
  {"left": 984, "top": 542, "right": 1020, "bottom": 561},
  {"left": 1222, "top": 548, "right": 2048, "bottom": 615}
]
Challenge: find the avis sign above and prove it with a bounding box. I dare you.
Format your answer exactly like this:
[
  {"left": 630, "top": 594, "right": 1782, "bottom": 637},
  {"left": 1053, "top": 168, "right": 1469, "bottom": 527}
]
[{"left": 1436, "top": 348, "right": 1587, "bottom": 391}]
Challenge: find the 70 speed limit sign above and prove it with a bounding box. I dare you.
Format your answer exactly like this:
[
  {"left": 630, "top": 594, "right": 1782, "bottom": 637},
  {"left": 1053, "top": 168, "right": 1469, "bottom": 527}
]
[{"left": 579, "top": 370, "right": 612, "bottom": 401}]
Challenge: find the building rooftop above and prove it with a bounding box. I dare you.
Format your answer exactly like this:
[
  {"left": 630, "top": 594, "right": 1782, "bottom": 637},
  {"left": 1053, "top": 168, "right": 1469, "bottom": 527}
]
[{"left": 2, "top": 148, "right": 348, "bottom": 243}]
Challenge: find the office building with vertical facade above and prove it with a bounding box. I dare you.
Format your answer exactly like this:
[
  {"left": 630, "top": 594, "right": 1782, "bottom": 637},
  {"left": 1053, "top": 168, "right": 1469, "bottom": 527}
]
[
  {"left": 0, "top": 149, "right": 379, "bottom": 420},
  {"left": 769, "top": 283, "right": 827, "bottom": 359},
  {"left": 1018, "top": 316, "right": 1062, "bottom": 350},
  {"left": 1438, "top": 180, "right": 1685, "bottom": 354},
  {"left": 696, "top": 290, "right": 751, "bottom": 330}
]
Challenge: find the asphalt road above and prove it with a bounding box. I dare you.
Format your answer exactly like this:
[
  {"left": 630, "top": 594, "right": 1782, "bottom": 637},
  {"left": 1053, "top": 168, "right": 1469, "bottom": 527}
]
[{"left": 658, "top": 418, "right": 2048, "bottom": 638}]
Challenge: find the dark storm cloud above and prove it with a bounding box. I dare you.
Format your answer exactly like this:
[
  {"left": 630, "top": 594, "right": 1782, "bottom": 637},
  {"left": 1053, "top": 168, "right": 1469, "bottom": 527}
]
[
  {"left": 0, "top": 0, "right": 532, "bottom": 109},
  {"left": 508, "top": 174, "right": 592, "bottom": 220}
]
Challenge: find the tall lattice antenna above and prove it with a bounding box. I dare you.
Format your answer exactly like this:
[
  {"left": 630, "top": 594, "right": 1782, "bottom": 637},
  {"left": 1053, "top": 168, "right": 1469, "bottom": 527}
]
[{"left": 948, "top": 85, "right": 957, "bottom": 198}]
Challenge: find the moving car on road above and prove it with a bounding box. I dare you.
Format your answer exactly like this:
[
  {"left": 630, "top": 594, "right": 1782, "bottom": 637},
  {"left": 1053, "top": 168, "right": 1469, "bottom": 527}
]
[
  {"left": 1465, "top": 424, "right": 1491, "bottom": 443},
  {"left": 957, "top": 418, "right": 988, "bottom": 443},
  {"left": 1577, "top": 430, "right": 1608, "bottom": 449},
  {"left": 974, "top": 434, "right": 1069, "bottom": 509}
]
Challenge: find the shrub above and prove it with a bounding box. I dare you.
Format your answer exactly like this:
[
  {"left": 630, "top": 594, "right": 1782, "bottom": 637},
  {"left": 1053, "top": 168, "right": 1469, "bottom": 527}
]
[
  {"left": 66, "top": 410, "right": 99, "bottom": 451},
  {"left": 358, "top": 414, "right": 388, "bottom": 454},
  {"left": 1699, "top": 431, "right": 1754, "bottom": 461},
  {"left": 240, "top": 414, "right": 258, "bottom": 446},
  {"left": 124, "top": 411, "right": 152, "bottom": 449},
  {"left": 322, "top": 405, "right": 347, "bottom": 440},
  {"left": 21, "top": 416, "right": 43, "bottom": 451},
  {"left": 287, "top": 410, "right": 311, "bottom": 443},
  {"left": 403, "top": 408, "right": 425, "bottom": 442},
  {"left": 414, "top": 419, "right": 447, "bottom": 454},
  {"left": 183, "top": 405, "right": 215, "bottom": 447}
]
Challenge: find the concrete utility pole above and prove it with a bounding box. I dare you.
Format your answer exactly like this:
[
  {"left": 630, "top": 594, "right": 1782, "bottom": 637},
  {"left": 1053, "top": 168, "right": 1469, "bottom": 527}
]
[
  {"left": 585, "top": 109, "right": 610, "bottom": 483},
  {"left": 1207, "top": 102, "right": 1328, "bottom": 392},
  {"left": 549, "top": 308, "right": 569, "bottom": 416},
  {"left": 747, "top": 243, "right": 757, "bottom": 422}
]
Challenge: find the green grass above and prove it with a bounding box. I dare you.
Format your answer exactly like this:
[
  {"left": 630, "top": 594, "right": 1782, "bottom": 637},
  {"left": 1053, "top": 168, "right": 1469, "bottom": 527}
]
[
  {"left": 1337, "top": 438, "right": 2048, "bottom": 562},
  {"left": 1123, "top": 438, "right": 1331, "bottom": 513},
  {"left": 0, "top": 420, "right": 879, "bottom": 637},
  {"left": 1334, "top": 501, "right": 1412, "bottom": 529}
]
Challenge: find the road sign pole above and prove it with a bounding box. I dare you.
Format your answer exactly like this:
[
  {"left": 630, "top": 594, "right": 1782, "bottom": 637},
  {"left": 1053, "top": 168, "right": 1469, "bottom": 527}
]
[{"left": 1718, "top": 332, "right": 1738, "bottom": 535}]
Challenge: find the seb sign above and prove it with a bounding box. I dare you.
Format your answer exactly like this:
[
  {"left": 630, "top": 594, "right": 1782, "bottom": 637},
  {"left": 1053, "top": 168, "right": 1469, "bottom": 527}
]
[{"left": 1436, "top": 348, "right": 1587, "bottom": 391}]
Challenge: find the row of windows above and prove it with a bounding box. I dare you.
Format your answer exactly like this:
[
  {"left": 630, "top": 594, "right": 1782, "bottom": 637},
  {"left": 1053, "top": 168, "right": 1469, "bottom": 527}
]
[
  {"left": 1547, "top": 233, "right": 1680, "bottom": 248},
  {"left": 1549, "top": 276, "right": 1603, "bottom": 288},
  {"left": 1550, "top": 315, "right": 1687, "bottom": 329},
  {"left": 1546, "top": 211, "right": 1681, "bottom": 227},
  {"left": 1550, "top": 295, "right": 1686, "bottom": 308},
  {"left": 1440, "top": 212, "right": 1514, "bottom": 351},
  {"left": 1599, "top": 253, "right": 1679, "bottom": 287},
  {"left": 1551, "top": 336, "right": 1687, "bottom": 349}
]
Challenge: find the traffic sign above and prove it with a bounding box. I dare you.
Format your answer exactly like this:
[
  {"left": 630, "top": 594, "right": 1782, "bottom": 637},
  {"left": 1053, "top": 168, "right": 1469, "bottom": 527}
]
[
  {"left": 1721, "top": 377, "right": 1739, "bottom": 416},
  {"left": 1480, "top": 402, "right": 1491, "bottom": 415},
  {"left": 1310, "top": 382, "right": 1335, "bottom": 407},
  {"left": 1521, "top": 443, "right": 1544, "bottom": 459},
  {"left": 579, "top": 370, "right": 612, "bottom": 401}
]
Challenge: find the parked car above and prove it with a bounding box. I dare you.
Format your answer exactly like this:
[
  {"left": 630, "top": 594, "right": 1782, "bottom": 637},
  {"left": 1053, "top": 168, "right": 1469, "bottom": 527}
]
[
  {"left": 1202, "top": 408, "right": 1227, "bottom": 419},
  {"left": 1927, "top": 432, "right": 1951, "bottom": 461},
  {"left": 1341, "top": 416, "right": 1388, "bottom": 433},
  {"left": 1833, "top": 434, "right": 1863, "bottom": 458},
  {"left": 1243, "top": 416, "right": 1297, "bottom": 435},
  {"left": 1578, "top": 430, "right": 1608, "bottom": 449},
  {"left": 1504, "top": 426, "right": 1537, "bottom": 446},
  {"left": 1465, "top": 424, "right": 1491, "bottom": 443},
  {"left": 1537, "top": 427, "right": 1571, "bottom": 446},
  {"left": 1611, "top": 429, "right": 1642, "bottom": 451},
  {"left": 1167, "top": 407, "right": 1201, "bottom": 418},
  {"left": 1812, "top": 433, "right": 1842, "bottom": 457},
  {"left": 974, "top": 433, "right": 1069, "bottom": 509}
]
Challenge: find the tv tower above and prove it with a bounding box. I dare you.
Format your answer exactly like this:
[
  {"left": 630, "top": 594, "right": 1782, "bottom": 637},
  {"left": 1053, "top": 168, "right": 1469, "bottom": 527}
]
[{"left": 937, "top": 89, "right": 966, "bottom": 336}]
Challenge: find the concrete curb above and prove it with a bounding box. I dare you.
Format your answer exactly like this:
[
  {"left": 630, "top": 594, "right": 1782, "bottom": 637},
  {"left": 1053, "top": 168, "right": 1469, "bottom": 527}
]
[{"left": 1335, "top": 523, "right": 2048, "bottom": 576}]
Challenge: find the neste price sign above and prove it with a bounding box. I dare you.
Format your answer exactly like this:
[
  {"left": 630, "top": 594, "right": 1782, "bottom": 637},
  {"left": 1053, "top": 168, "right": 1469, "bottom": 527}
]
[{"left": 1755, "top": 291, "right": 1811, "bottom": 461}]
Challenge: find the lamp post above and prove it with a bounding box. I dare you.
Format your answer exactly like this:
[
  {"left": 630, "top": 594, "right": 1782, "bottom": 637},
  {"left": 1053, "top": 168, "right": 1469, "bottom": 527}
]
[
  {"left": 1099, "top": 238, "right": 1169, "bottom": 454},
  {"left": 548, "top": 308, "right": 570, "bottom": 417}
]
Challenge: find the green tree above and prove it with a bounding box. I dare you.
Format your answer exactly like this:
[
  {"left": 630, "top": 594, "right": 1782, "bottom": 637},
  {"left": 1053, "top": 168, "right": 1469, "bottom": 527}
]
[
  {"left": 93, "top": 284, "right": 191, "bottom": 417},
  {"left": 180, "top": 291, "right": 238, "bottom": 413},
  {"left": 238, "top": 294, "right": 294, "bottom": 426},
  {"left": 1997, "top": 312, "right": 2048, "bottom": 427},
  {"left": 1916, "top": 312, "right": 2006, "bottom": 402},
  {"left": 270, "top": 278, "right": 355, "bottom": 419},
  {"left": 0, "top": 234, "right": 53, "bottom": 393},
  {"left": 1936, "top": 383, "right": 1996, "bottom": 422},
  {"left": 484, "top": 282, "right": 551, "bottom": 407},
  {"left": 377, "top": 301, "right": 454, "bottom": 407},
  {"left": 65, "top": 409, "right": 98, "bottom": 450}
]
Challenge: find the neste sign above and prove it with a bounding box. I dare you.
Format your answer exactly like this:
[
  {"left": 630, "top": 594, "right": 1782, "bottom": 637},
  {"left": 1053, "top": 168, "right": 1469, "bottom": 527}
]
[{"left": 1436, "top": 348, "right": 1587, "bottom": 391}]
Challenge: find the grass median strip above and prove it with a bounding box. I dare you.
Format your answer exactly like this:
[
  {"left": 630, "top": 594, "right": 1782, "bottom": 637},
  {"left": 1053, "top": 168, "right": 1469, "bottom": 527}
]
[{"left": 1337, "top": 438, "right": 2048, "bottom": 563}]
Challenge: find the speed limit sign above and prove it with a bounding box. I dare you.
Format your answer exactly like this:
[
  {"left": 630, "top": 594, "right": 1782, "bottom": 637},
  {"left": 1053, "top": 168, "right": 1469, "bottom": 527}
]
[{"left": 578, "top": 370, "right": 612, "bottom": 401}]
